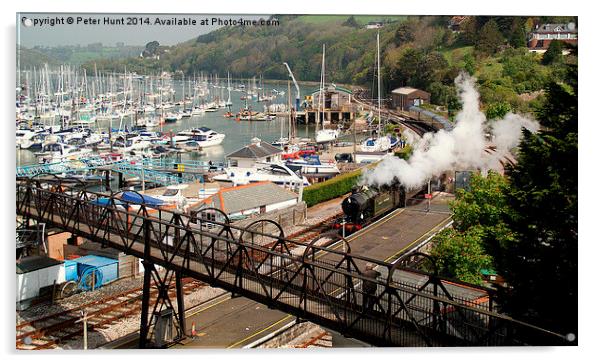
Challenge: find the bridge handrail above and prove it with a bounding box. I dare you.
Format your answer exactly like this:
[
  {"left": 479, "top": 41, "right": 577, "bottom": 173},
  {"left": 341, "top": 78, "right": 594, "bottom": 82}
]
[{"left": 15, "top": 181, "right": 570, "bottom": 346}]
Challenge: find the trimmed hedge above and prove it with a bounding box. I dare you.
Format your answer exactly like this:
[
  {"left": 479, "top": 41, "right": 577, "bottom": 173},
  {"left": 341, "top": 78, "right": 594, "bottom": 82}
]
[{"left": 302, "top": 169, "right": 362, "bottom": 207}]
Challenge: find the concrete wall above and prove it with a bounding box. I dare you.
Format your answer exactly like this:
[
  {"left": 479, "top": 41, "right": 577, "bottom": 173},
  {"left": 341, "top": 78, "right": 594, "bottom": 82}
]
[
  {"left": 232, "top": 202, "right": 307, "bottom": 237},
  {"left": 17, "top": 264, "right": 66, "bottom": 302}
]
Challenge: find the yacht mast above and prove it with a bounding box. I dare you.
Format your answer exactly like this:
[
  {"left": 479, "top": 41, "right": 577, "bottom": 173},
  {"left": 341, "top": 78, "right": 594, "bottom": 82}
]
[
  {"left": 318, "top": 44, "right": 326, "bottom": 130},
  {"left": 377, "top": 31, "right": 381, "bottom": 137}
]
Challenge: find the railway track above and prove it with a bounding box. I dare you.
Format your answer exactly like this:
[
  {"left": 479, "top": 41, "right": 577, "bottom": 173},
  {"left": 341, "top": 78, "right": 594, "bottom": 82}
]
[
  {"left": 352, "top": 89, "right": 432, "bottom": 137},
  {"left": 287, "top": 213, "right": 343, "bottom": 243},
  {"left": 16, "top": 278, "right": 205, "bottom": 350}
]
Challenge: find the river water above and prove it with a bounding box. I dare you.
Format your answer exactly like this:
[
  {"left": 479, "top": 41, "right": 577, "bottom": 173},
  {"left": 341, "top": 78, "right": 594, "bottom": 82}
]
[{"left": 17, "top": 82, "right": 330, "bottom": 167}]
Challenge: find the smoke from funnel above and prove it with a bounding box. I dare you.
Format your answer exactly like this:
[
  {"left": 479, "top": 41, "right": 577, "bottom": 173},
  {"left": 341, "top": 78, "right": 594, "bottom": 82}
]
[{"left": 362, "top": 72, "right": 539, "bottom": 188}]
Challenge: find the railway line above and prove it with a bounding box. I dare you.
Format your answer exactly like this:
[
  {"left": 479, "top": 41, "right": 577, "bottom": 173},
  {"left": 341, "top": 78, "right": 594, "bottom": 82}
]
[
  {"left": 287, "top": 213, "right": 343, "bottom": 243},
  {"left": 16, "top": 278, "right": 205, "bottom": 350},
  {"left": 352, "top": 89, "right": 437, "bottom": 136}
]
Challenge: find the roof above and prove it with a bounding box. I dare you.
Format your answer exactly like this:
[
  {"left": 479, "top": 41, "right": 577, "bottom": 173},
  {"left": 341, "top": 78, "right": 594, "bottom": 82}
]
[
  {"left": 17, "top": 255, "right": 63, "bottom": 274},
  {"left": 391, "top": 87, "right": 430, "bottom": 96},
  {"left": 192, "top": 182, "right": 298, "bottom": 214},
  {"left": 227, "top": 141, "right": 282, "bottom": 159},
  {"left": 143, "top": 182, "right": 221, "bottom": 199},
  {"left": 533, "top": 23, "right": 577, "bottom": 33},
  {"left": 449, "top": 16, "right": 469, "bottom": 25},
  {"left": 72, "top": 255, "right": 118, "bottom": 267},
  {"left": 310, "top": 85, "right": 353, "bottom": 96}
]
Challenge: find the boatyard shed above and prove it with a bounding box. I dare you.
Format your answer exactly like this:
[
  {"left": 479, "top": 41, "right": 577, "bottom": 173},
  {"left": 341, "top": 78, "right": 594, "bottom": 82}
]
[
  {"left": 17, "top": 255, "right": 65, "bottom": 308},
  {"left": 226, "top": 138, "right": 282, "bottom": 168},
  {"left": 190, "top": 181, "right": 298, "bottom": 219},
  {"left": 306, "top": 84, "right": 355, "bottom": 124},
  {"left": 391, "top": 87, "right": 431, "bottom": 111}
]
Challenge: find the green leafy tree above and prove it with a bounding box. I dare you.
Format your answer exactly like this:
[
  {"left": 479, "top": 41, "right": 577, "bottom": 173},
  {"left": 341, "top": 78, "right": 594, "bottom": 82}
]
[
  {"left": 509, "top": 18, "right": 527, "bottom": 48},
  {"left": 476, "top": 19, "right": 505, "bottom": 55},
  {"left": 486, "top": 101, "right": 512, "bottom": 120},
  {"left": 394, "top": 22, "right": 415, "bottom": 45},
  {"left": 542, "top": 40, "right": 564, "bottom": 65},
  {"left": 342, "top": 16, "right": 360, "bottom": 28},
  {"left": 463, "top": 53, "right": 476, "bottom": 75},
  {"left": 458, "top": 17, "right": 478, "bottom": 45},
  {"left": 392, "top": 49, "right": 448, "bottom": 90},
  {"left": 494, "top": 66, "right": 577, "bottom": 335},
  {"left": 431, "top": 228, "right": 493, "bottom": 285},
  {"left": 431, "top": 172, "right": 511, "bottom": 285}
]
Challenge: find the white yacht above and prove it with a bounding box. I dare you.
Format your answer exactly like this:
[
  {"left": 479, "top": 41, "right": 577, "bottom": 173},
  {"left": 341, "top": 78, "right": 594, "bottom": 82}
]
[
  {"left": 360, "top": 135, "right": 392, "bottom": 152},
  {"left": 16, "top": 130, "right": 37, "bottom": 148},
  {"left": 112, "top": 135, "right": 152, "bottom": 152},
  {"left": 35, "top": 143, "right": 92, "bottom": 164},
  {"left": 360, "top": 32, "right": 392, "bottom": 153},
  {"left": 175, "top": 127, "right": 225, "bottom": 147},
  {"left": 285, "top": 157, "right": 340, "bottom": 176},
  {"left": 314, "top": 44, "right": 341, "bottom": 144},
  {"left": 315, "top": 128, "right": 341, "bottom": 143},
  {"left": 213, "top": 162, "right": 310, "bottom": 187}
]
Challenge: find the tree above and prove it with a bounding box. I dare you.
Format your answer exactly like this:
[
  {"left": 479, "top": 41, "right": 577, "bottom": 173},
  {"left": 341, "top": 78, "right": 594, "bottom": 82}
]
[
  {"left": 486, "top": 101, "right": 512, "bottom": 120},
  {"left": 431, "top": 171, "right": 511, "bottom": 285},
  {"left": 509, "top": 18, "right": 527, "bottom": 48},
  {"left": 431, "top": 228, "right": 493, "bottom": 285},
  {"left": 394, "top": 22, "right": 416, "bottom": 45},
  {"left": 463, "top": 53, "right": 476, "bottom": 75},
  {"left": 476, "top": 19, "right": 505, "bottom": 55},
  {"left": 342, "top": 16, "right": 360, "bottom": 28},
  {"left": 493, "top": 65, "right": 577, "bottom": 335},
  {"left": 391, "top": 49, "right": 449, "bottom": 90},
  {"left": 458, "top": 16, "right": 478, "bottom": 45},
  {"left": 542, "top": 40, "right": 564, "bottom": 65}
]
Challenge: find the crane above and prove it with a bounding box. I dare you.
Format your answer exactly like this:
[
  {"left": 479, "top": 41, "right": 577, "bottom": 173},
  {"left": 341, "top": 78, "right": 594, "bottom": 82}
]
[{"left": 283, "top": 62, "right": 300, "bottom": 111}]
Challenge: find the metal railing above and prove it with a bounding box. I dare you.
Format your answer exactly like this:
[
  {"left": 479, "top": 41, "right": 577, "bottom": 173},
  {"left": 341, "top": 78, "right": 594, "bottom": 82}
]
[{"left": 15, "top": 178, "right": 570, "bottom": 347}]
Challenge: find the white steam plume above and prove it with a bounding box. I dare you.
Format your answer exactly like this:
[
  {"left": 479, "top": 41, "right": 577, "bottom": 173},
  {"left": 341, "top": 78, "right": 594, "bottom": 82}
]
[{"left": 363, "top": 72, "right": 540, "bottom": 188}]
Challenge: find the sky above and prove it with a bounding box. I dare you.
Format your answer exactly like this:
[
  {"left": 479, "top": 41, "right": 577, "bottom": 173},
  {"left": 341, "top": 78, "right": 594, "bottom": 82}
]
[{"left": 17, "top": 13, "right": 270, "bottom": 47}]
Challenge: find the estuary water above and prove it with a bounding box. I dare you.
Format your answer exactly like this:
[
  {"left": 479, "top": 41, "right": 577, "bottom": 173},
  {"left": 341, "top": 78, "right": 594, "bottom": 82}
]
[{"left": 17, "top": 82, "right": 326, "bottom": 166}]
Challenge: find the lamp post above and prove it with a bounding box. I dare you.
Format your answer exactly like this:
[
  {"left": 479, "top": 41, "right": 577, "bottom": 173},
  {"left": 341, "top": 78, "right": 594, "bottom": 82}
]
[{"left": 76, "top": 310, "right": 89, "bottom": 350}]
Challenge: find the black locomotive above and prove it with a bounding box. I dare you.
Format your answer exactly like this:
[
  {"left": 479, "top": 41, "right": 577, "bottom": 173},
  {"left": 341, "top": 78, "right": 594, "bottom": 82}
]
[{"left": 334, "top": 184, "right": 407, "bottom": 234}]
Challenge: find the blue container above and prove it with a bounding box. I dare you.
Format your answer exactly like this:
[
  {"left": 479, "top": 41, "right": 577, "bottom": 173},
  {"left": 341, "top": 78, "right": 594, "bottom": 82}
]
[
  {"left": 64, "top": 260, "right": 79, "bottom": 282},
  {"left": 73, "top": 255, "right": 119, "bottom": 287}
]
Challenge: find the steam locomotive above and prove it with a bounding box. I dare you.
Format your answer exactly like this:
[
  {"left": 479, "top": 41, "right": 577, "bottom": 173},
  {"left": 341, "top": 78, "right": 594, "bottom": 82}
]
[{"left": 334, "top": 184, "right": 408, "bottom": 235}]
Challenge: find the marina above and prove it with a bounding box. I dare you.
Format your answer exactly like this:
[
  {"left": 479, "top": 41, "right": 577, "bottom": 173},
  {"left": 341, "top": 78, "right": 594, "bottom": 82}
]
[{"left": 14, "top": 11, "right": 579, "bottom": 352}]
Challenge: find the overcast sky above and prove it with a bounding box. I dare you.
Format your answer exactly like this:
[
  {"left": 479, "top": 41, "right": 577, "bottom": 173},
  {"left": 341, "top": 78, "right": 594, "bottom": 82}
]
[{"left": 17, "top": 13, "right": 270, "bottom": 47}]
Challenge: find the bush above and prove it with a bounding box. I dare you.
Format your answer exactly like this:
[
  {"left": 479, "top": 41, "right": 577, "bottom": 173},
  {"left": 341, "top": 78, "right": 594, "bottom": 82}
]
[
  {"left": 302, "top": 169, "right": 362, "bottom": 207},
  {"left": 394, "top": 144, "right": 413, "bottom": 160}
]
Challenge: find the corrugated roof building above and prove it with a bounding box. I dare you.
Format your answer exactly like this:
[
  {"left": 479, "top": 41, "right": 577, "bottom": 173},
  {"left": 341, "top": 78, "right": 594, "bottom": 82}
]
[
  {"left": 391, "top": 87, "right": 431, "bottom": 111},
  {"left": 226, "top": 138, "right": 282, "bottom": 168},
  {"left": 190, "top": 181, "right": 298, "bottom": 219}
]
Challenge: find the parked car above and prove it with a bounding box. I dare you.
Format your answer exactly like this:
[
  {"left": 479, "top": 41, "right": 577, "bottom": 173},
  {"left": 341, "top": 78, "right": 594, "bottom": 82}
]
[{"left": 335, "top": 153, "right": 354, "bottom": 163}]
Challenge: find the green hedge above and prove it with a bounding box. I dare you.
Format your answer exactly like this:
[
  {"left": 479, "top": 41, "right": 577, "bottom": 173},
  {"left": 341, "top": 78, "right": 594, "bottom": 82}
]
[{"left": 302, "top": 169, "right": 362, "bottom": 207}]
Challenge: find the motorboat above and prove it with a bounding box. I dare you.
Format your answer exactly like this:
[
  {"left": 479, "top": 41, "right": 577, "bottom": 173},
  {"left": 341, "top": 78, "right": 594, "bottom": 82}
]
[
  {"left": 175, "top": 127, "right": 226, "bottom": 147},
  {"left": 360, "top": 135, "right": 392, "bottom": 152},
  {"left": 112, "top": 135, "right": 152, "bottom": 152},
  {"left": 16, "top": 129, "right": 38, "bottom": 148},
  {"left": 35, "top": 142, "right": 93, "bottom": 164},
  {"left": 315, "top": 128, "right": 340, "bottom": 143},
  {"left": 213, "top": 162, "right": 310, "bottom": 187},
  {"left": 19, "top": 133, "right": 47, "bottom": 150},
  {"left": 285, "top": 155, "right": 340, "bottom": 176},
  {"left": 164, "top": 112, "right": 182, "bottom": 123}
]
